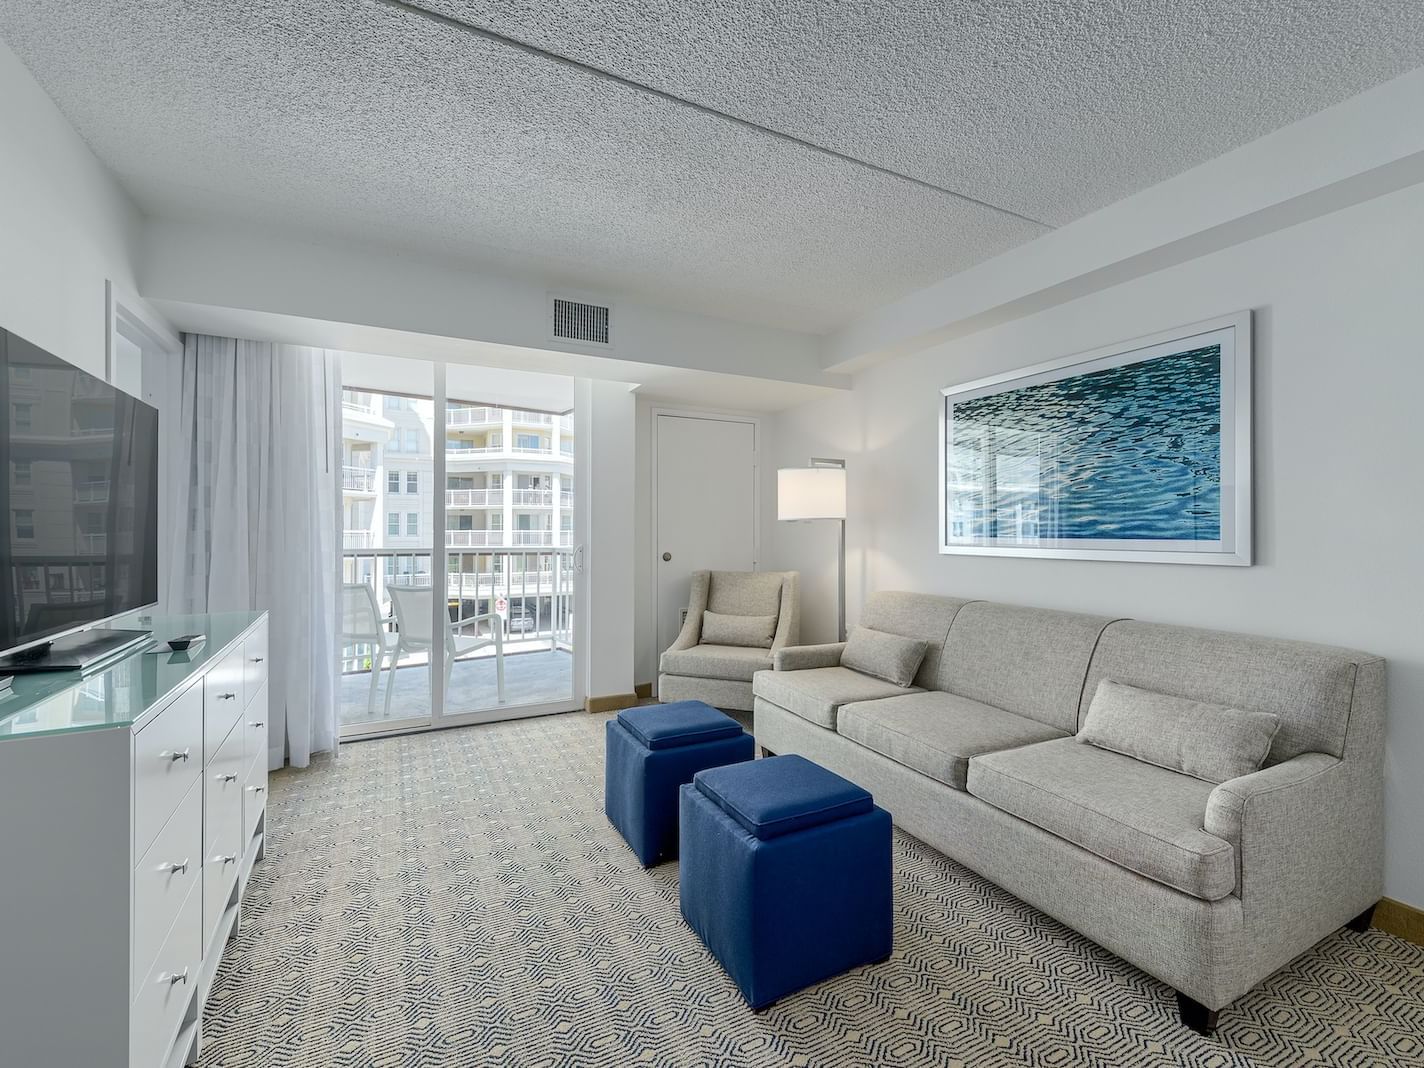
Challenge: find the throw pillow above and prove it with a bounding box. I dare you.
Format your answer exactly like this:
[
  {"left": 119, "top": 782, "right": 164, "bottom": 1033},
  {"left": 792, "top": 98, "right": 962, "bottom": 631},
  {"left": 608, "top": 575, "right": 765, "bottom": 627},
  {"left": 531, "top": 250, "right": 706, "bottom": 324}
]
[
  {"left": 699, "top": 611, "right": 778, "bottom": 649},
  {"left": 840, "top": 626, "right": 929, "bottom": 687},
  {"left": 1078, "top": 679, "right": 1280, "bottom": 783}
]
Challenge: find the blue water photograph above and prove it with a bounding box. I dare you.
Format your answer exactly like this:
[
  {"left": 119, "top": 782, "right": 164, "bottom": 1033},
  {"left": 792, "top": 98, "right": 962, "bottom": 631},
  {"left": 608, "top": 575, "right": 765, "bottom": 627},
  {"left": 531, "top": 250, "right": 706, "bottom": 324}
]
[{"left": 945, "top": 345, "right": 1223, "bottom": 544}]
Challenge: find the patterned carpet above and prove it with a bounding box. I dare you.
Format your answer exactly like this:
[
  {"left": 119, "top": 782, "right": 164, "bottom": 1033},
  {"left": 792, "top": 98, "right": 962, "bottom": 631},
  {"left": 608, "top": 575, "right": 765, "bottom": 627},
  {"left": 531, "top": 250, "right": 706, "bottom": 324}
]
[{"left": 199, "top": 713, "right": 1424, "bottom": 1067}]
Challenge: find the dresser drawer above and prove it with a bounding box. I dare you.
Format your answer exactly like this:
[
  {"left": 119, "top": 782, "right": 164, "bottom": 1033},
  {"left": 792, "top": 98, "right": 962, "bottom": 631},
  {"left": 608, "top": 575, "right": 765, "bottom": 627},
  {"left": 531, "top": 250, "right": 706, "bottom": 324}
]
[
  {"left": 243, "top": 682, "right": 269, "bottom": 771},
  {"left": 133, "top": 776, "right": 202, "bottom": 993},
  {"left": 134, "top": 681, "right": 203, "bottom": 860},
  {"left": 204, "top": 723, "right": 247, "bottom": 946},
  {"left": 203, "top": 647, "right": 245, "bottom": 759},
  {"left": 243, "top": 625, "right": 268, "bottom": 706},
  {"left": 244, "top": 750, "right": 268, "bottom": 848},
  {"left": 130, "top": 880, "right": 202, "bottom": 1068}
]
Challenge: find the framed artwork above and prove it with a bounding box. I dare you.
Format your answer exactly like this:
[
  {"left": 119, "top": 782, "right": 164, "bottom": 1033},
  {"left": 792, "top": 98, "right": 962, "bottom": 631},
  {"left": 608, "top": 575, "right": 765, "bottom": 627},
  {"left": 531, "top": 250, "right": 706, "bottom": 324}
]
[{"left": 939, "top": 311, "right": 1252, "bottom": 565}]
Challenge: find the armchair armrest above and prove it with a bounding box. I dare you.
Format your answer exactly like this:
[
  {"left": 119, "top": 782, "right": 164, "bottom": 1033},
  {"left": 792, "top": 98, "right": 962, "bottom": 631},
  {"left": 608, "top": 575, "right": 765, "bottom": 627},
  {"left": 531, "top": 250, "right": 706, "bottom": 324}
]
[
  {"left": 1204, "top": 753, "right": 1379, "bottom": 917},
  {"left": 773, "top": 642, "right": 846, "bottom": 671}
]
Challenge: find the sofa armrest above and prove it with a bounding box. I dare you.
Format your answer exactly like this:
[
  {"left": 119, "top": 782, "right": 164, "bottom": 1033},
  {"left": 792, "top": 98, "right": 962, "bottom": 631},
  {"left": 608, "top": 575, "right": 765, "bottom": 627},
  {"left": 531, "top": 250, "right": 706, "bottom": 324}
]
[
  {"left": 663, "top": 571, "right": 711, "bottom": 657},
  {"left": 773, "top": 642, "right": 846, "bottom": 671},
  {"left": 1205, "top": 753, "right": 1379, "bottom": 921}
]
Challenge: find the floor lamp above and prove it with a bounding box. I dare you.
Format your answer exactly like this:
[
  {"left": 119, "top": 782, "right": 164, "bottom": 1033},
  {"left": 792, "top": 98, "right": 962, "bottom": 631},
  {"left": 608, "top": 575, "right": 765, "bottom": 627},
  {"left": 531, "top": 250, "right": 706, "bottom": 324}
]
[{"left": 777, "top": 458, "right": 848, "bottom": 642}]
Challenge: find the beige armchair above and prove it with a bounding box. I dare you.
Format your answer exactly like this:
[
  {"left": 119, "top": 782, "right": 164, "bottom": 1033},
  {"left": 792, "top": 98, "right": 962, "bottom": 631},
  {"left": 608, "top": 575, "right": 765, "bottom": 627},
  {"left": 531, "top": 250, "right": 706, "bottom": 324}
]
[{"left": 658, "top": 570, "right": 799, "bottom": 711}]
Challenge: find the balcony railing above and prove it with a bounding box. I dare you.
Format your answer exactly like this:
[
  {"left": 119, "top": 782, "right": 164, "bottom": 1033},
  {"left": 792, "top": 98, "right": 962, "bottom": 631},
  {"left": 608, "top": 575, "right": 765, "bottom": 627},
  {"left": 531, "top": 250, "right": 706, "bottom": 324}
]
[
  {"left": 511, "top": 530, "right": 554, "bottom": 546},
  {"left": 343, "top": 530, "right": 373, "bottom": 549},
  {"left": 342, "top": 391, "right": 378, "bottom": 416},
  {"left": 74, "top": 482, "right": 110, "bottom": 504},
  {"left": 446, "top": 406, "right": 501, "bottom": 427},
  {"left": 340, "top": 547, "right": 575, "bottom": 668},
  {"left": 509, "top": 409, "right": 553, "bottom": 426},
  {"left": 342, "top": 465, "right": 376, "bottom": 493},
  {"left": 446, "top": 488, "right": 500, "bottom": 508},
  {"left": 446, "top": 530, "right": 502, "bottom": 547},
  {"left": 511, "top": 488, "right": 553, "bottom": 506}
]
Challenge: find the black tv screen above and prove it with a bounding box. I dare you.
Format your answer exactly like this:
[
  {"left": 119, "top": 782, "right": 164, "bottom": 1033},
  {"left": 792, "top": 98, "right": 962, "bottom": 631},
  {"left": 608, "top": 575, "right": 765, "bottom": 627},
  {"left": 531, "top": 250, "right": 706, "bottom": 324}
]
[{"left": 0, "top": 327, "right": 159, "bottom": 655}]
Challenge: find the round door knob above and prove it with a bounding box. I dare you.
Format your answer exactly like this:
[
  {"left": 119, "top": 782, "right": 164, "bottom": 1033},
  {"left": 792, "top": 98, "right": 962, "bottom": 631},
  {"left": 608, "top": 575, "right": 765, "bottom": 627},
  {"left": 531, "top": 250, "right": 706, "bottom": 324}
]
[{"left": 661, "top": 552, "right": 671, "bottom": 562}]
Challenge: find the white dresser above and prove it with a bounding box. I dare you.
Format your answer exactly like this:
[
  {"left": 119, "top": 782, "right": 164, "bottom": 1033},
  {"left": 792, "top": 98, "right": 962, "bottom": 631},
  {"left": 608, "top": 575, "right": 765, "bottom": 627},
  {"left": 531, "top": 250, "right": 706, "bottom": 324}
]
[{"left": 0, "top": 612, "right": 270, "bottom": 1068}]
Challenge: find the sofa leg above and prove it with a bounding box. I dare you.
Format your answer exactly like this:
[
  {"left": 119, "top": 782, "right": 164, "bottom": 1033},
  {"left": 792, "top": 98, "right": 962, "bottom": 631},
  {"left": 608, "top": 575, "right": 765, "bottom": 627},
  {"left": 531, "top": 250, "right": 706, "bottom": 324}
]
[
  {"left": 1345, "top": 902, "right": 1377, "bottom": 933},
  {"left": 1176, "top": 991, "right": 1219, "bottom": 1035},
  {"left": 758, "top": 745, "right": 775, "bottom": 759}
]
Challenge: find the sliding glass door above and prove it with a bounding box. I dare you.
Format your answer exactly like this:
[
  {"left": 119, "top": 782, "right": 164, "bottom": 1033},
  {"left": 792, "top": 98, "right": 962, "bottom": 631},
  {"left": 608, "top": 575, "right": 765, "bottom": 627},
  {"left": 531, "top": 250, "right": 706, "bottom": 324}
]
[{"left": 337, "top": 353, "right": 579, "bottom": 739}]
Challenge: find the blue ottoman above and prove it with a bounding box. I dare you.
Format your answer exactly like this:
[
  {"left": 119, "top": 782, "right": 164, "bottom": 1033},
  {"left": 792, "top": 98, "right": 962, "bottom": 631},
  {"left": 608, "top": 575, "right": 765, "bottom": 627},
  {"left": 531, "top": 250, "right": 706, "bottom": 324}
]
[
  {"left": 604, "top": 701, "right": 754, "bottom": 867},
  {"left": 679, "top": 754, "right": 893, "bottom": 1009}
]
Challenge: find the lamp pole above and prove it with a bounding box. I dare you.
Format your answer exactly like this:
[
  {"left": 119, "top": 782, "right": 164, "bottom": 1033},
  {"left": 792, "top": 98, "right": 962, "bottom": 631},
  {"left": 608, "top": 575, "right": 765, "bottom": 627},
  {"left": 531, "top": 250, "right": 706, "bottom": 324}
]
[{"left": 809, "top": 457, "right": 847, "bottom": 643}]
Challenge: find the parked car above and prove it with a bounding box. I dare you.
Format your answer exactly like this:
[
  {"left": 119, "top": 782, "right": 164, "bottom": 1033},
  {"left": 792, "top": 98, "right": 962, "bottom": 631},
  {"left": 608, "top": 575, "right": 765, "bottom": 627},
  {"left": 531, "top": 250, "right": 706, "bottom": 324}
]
[{"left": 505, "top": 608, "right": 537, "bottom": 635}]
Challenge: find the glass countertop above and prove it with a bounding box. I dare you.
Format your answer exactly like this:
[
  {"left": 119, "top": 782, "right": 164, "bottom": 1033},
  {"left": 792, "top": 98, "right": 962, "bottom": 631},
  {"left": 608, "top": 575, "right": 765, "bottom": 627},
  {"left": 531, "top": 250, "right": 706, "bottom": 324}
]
[{"left": 0, "top": 612, "right": 266, "bottom": 741}]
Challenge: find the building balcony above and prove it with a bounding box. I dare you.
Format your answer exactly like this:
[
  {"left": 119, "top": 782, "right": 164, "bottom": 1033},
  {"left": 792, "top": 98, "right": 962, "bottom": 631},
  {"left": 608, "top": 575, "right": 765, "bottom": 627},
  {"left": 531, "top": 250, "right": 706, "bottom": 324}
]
[
  {"left": 511, "top": 530, "right": 554, "bottom": 547},
  {"left": 447, "top": 530, "right": 502, "bottom": 547},
  {"left": 343, "top": 530, "right": 373, "bottom": 549},
  {"left": 342, "top": 465, "right": 377, "bottom": 493},
  {"left": 511, "top": 488, "right": 554, "bottom": 506},
  {"left": 446, "top": 406, "right": 502, "bottom": 427},
  {"left": 446, "top": 488, "right": 501, "bottom": 508},
  {"left": 509, "top": 409, "right": 553, "bottom": 426},
  {"left": 447, "top": 445, "right": 572, "bottom": 466}
]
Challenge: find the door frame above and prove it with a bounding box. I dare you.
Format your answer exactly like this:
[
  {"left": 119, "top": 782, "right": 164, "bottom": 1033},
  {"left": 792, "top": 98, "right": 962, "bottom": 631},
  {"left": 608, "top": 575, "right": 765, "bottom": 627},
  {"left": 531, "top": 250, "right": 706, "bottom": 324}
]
[{"left": 649, "top": 406, "right": 761, "bottom": 689}]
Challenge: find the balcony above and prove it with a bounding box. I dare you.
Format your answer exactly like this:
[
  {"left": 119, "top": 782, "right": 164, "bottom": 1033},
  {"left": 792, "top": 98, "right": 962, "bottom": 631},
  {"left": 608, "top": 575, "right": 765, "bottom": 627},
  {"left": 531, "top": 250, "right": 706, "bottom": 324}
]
[
  {"left": 446, "top": 530, "right": 501, "bottom": 547},
  {"left": 446, "top": 488, "right": 500, "bottom": 508},
  {"left": 342, "top": 390, "right": 378, "bottom": 415},
  {"left": 511, "top": 488, "right": 553, "bottom": 506},
  {"left": 343, "top": 530, "right": 373, "bottom": 549},
  {"left": 509, "top": 409, "right": 553, "bottom": 426},
  {"left": 446, "top": 406, "right": 501, "bottom": 427},
  {"left": 342, "top": 465, "right": 377, "bottom": 493},
  {"left": 511, "top": 530, "right": 554, "bottom": 546}
]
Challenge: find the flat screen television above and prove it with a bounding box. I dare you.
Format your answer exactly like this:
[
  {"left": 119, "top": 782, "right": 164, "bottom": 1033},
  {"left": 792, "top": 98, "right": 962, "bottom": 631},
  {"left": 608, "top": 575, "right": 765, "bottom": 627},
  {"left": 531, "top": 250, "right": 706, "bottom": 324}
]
[{"left": 0, "top": 326, "right": 159, "bottom": 670}]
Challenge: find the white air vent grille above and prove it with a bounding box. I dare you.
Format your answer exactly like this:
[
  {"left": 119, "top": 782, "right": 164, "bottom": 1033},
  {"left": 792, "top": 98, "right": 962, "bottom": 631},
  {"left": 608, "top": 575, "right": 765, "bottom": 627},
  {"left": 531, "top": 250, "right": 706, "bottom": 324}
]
[{"left": 552, "top": 297, "right": 610, "bottom": 346}]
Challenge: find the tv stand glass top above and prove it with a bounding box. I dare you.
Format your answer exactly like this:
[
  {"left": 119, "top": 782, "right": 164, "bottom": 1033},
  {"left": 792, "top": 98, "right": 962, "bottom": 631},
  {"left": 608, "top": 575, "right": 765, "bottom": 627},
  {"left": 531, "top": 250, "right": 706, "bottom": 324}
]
[{"left": 0, "top": 612, "right": 266, "bottom": 741}]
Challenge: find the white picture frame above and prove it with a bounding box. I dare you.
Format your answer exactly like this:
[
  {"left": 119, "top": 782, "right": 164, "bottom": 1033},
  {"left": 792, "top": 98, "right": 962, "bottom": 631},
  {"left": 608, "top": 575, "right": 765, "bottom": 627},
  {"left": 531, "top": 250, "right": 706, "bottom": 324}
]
[{"left": 939, "top": 311, "right": 1252, "bottom": 565}]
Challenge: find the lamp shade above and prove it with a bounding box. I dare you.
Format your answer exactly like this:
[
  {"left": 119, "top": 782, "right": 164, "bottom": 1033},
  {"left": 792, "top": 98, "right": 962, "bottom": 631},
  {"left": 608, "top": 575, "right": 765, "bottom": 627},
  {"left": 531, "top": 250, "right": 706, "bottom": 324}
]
[{"left": 777, "top": 467, "right": 846, "bottom": 520}]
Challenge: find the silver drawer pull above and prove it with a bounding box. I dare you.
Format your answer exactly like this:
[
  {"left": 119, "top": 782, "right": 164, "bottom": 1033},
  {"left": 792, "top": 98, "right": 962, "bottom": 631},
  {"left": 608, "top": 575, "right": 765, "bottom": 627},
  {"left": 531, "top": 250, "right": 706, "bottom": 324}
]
[
  {"left": 252, "top": 656, "right": 264, "bottom": 663},
  {"left": 166, "top": 858, "right": 190, "bottom": 875},
  {"left": 218, "top": 772, "right": 238, "bottom": 783},
  {"left": 158, "top": 968, "right": 189, "bottom": 986},
  {"left": 165, "top": 748, "right": 191, "bottom": 763},
  {"left": 219, "top": 692, "right": 237, "bottom": 701},
  {"left": 213, "top": 853, "right": 237, "bottom": 865},
  {"left": 249, "top": 721, "right": 265, "bottom": 729},
  {"left": 248, "top": 785, "right": 266, "bottom": 794}
]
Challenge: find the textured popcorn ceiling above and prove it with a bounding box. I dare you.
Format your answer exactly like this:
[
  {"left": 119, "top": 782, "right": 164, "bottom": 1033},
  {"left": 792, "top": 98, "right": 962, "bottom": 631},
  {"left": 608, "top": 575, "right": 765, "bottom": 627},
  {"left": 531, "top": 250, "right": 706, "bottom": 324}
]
[{"left": 2, "top": 1, "right": 1421, "bottom": 333}]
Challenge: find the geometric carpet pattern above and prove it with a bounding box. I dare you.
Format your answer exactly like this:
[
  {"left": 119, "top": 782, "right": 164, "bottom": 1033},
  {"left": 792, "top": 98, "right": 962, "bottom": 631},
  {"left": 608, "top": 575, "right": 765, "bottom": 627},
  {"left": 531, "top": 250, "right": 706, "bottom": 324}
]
[{"left": 198, "top": 713, "right": 1424, "bottom": 1068}]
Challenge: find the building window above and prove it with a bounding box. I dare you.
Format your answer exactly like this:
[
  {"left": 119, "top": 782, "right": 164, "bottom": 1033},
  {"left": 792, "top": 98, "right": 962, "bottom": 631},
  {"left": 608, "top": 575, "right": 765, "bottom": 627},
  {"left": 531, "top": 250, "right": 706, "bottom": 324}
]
[
  {"left": 489, "top": 513, "right": 503, "bottom": 531},
  {"left": 516, "top": 433, "right": 541, "bottom": 450},
  {"left": 13, "top": 462, "right": 31, "bottom": 487},
  {"left": 406, "top": 512, "right": 419, "bottom": 536},
  {"left": 384, "top": 395, "right": 401, "bottom": 411},
  {"left": 387, "top": 512, "right": 400, "bottom": 537},
  {"left": 387, "top": 429, "right": 401, "bottom": 453},
  {"left": 404, "top": 428, "right": 419, "bottom": 452},
  {"left": 19, "top": 566, "right": 41, "bottom": 591},
  {"left": 13, "top": 403, "right": 32, "bottom": 431},
  {"left": 14, "top": 510, "right": 34, "bottom": 539},
  {"left": 406, "top": 471, "right": 418, "bottom": 493},
  {"left": 387, "top": 470, "right": 400, "bottom": 493}
]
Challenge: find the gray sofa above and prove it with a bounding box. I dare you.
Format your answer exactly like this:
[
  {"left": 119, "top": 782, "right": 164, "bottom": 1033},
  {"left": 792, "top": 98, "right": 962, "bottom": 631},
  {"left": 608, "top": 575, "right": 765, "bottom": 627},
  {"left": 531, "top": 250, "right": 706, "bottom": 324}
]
[
  {"left": 659, "top": 570, "right": 799, "bottom": 712},
  {"left": 752, "top": 592, "right": 1384, "bottom": 1032}
]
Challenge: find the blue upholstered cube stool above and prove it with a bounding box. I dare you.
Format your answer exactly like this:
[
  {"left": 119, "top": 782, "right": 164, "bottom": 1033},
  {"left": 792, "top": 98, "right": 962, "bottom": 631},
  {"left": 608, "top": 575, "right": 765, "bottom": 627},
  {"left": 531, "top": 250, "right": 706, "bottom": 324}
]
[
  {"left": 679, "top": 754, "right": 893, "bottom": 1009},
  {"left": 604, "top": 701, "right": 754, "bottom": 867}
]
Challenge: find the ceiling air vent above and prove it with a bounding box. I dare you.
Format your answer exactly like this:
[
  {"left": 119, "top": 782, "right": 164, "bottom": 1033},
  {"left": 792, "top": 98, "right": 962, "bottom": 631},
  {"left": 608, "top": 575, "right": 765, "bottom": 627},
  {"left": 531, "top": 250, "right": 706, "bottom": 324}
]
[{"left": 550, "top": 296, "right": 611, "bottom": 347}]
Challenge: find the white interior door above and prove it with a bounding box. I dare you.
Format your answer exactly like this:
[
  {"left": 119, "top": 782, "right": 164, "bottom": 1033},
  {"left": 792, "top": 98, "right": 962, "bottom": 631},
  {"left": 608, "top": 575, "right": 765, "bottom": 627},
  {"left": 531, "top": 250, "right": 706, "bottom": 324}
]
[{"left": 654, "top": 413, "right": 757, "bottom": 667}]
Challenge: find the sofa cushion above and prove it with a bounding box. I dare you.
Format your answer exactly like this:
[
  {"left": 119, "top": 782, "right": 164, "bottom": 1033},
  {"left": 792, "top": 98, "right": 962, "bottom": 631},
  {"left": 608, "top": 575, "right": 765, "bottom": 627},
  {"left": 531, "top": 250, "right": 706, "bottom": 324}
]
[
  {"left": 694, "top": 754, "right": 872, "bottom": 840},
  {"left": 707, "top": 571, "right": 785, "bottom": 617},
  {"left": 753, "top": 666, "right": 921, "bottom": 729},
  {"left": 860, "top": 592, "right": 972, "bottom": 689},
  {"left": 840, "top": 626, "right": 929, "bottom": 687},
  {"left": 660, "top": 644, "right": 772, "bottom": 683},
  {"left": 699, "top": 611, "right": 777, "bottom": 649},
  {"left": 838, "top": 692, "right": 1067, "bottom": 791},
  {"left": 966, "top": 737, "right": 1235, "bottom": 901},
  {"left": 1079, "top": 679, "right": 1280, "bottom": 784},
  {"left": 1081, "top": 619, "right": 1376, "bottom": 762},
  {"left": 940, "top": 601, "right": 1114, "bottom": 732}
]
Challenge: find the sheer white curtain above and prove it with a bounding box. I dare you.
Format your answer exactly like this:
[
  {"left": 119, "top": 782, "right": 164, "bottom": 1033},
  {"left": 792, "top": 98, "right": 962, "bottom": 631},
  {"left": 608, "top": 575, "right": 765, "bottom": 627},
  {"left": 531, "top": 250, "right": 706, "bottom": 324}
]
[{"left": 155, "top": 334, "right": 341, "bottom": 767}]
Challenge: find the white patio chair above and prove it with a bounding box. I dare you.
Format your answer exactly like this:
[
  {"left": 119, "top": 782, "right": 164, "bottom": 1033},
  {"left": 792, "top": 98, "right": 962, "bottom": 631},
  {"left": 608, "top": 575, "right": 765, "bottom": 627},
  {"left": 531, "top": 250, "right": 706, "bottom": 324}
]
[
  {"left": 341, "top": 582, "right": 399, "bottom": 719},
  {"left": 385, "top": 585, "right": 505, "bottom": 716}
]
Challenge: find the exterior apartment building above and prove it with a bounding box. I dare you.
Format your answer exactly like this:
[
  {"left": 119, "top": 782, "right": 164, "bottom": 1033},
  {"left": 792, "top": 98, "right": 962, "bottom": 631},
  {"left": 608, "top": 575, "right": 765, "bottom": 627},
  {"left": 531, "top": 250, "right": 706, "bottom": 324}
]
[{"left": 340, "top": 390, "right": 574, "bottom": 633}]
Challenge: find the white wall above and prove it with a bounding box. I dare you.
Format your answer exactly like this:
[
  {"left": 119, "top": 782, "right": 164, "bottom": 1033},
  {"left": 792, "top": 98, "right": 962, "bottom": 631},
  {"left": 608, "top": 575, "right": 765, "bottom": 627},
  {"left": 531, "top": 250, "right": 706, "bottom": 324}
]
[
  {"left": 766, "top": 182, "right": 1424, "bottom": 910},
  {"left": 0, "top": 38, "right": 150, "bottom": 376}
]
